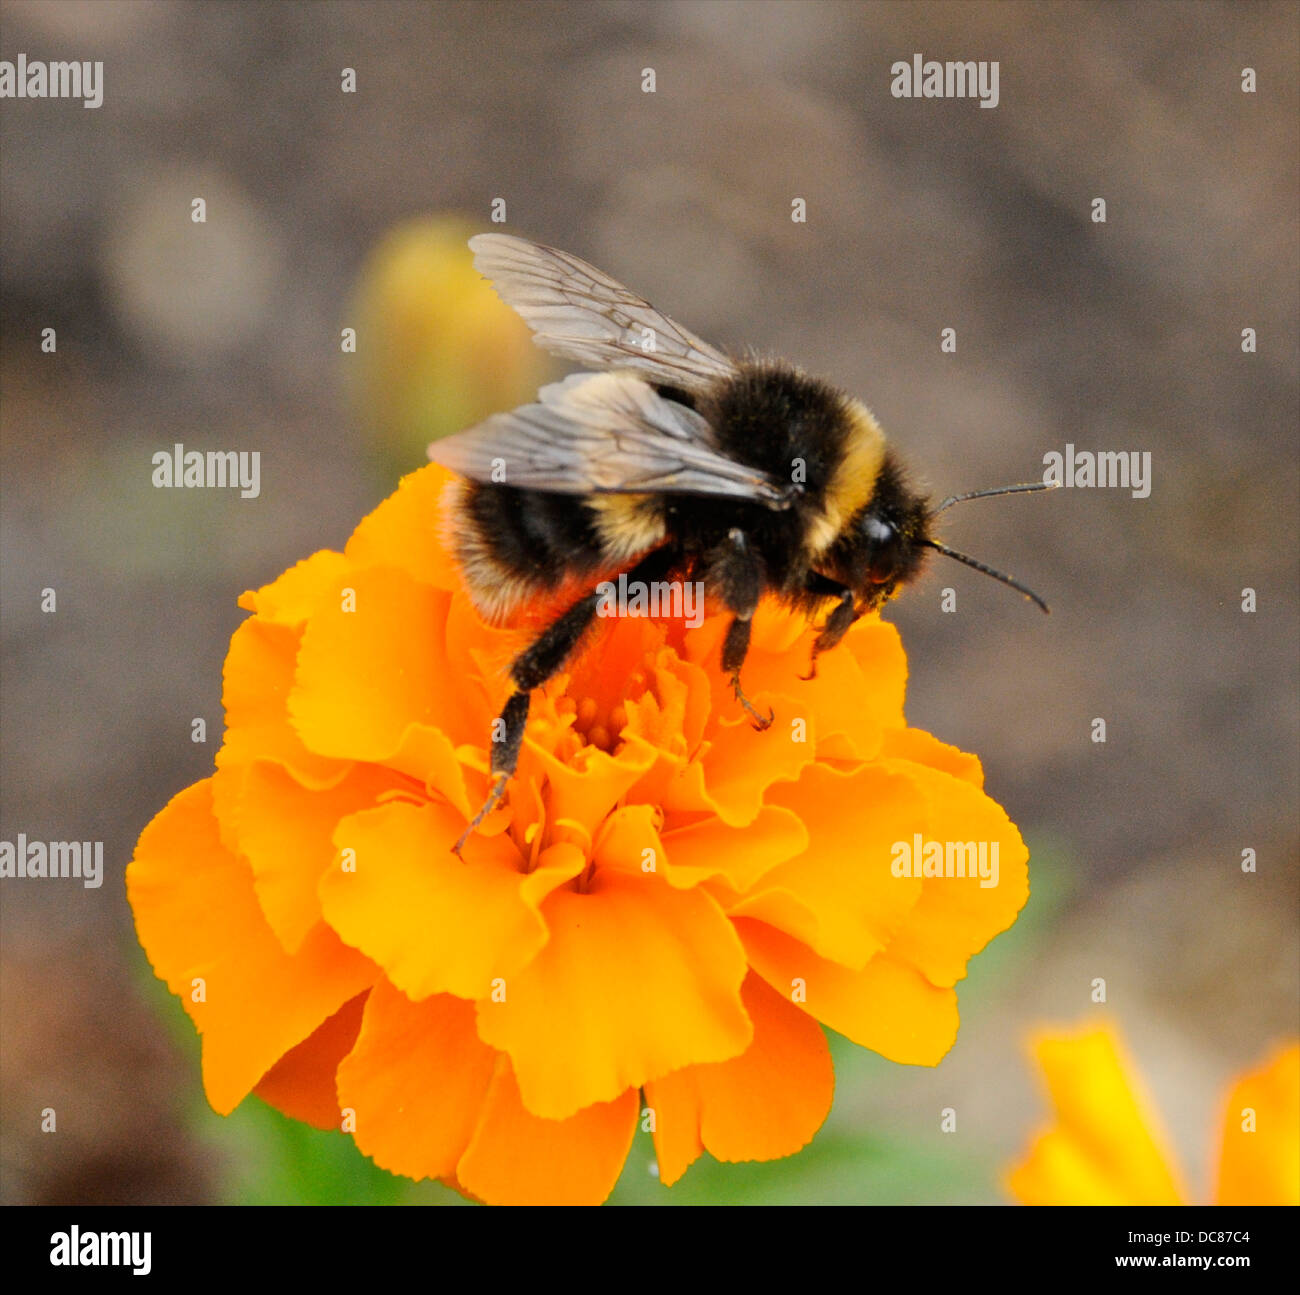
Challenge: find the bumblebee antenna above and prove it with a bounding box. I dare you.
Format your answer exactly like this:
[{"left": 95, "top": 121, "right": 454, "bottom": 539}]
[
  {"left": 919, "top": 539, "right": 1050, "bottom": 614},
  {"left": 932, "top": 480, "right": 1060, "bottom": 515}
]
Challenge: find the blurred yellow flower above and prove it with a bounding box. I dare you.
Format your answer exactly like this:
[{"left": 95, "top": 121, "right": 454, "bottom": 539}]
[
  {"left": 1007, "top": 1022, "right": 1299, "bottom": 1206},
  {"left": 1216, "top": 1039, "right": 1300, "bottom": 1205},
  {"left": 350, "top": 215, "right": 548, "bottom": 472}
]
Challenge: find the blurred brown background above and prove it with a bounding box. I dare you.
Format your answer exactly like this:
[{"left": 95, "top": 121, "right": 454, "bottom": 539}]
[{"left": 1, "top": 0, "right": 1296, "bottom": 1204}]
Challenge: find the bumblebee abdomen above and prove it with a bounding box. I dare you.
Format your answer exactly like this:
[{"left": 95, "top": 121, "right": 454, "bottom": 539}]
[{"left": 445, "top": 478, "right": 665, "bottom": 622}]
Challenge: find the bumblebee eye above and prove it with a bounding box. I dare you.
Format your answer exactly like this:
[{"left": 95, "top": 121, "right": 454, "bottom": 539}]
[{"left": 863, "top": 516, "right": 899, "bottom": 584}]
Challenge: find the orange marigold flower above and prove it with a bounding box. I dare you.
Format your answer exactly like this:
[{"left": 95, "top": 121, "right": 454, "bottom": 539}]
[
  {"left": 128, "top": 463, "right": 1030, "bottom": 1204},
  {"left": 1006, "top": 1022, "right": 1300, "bottom": 1206}
]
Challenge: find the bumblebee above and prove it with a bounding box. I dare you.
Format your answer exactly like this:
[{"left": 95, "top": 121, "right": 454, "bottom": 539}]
[{"left": 431, "top": 234, "right": 1053, "bottom": 852}]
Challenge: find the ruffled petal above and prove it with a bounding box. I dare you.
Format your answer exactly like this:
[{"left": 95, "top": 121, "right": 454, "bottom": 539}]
[
  {"left": 235, "top": 760, "right": 414, "bottom": 953},
  {"left": 645, "top": 972, "right": 833, "bottom": 1184},
  {"left": 726, "top": 763, "right": 926, "bottom": 968},
  {"left": 877, "top": 759, "right": 1029, "bottom": 988},
  {"left": 219, "top": 618, "right": 346, "bottom": 788},
  {"left": 319, "top": 801, "right": 584, "bottom": 1001},
  {"left": 737, "top": 917, "right": 959, "bottom": 1065},
  {"left": 661, "top": 807, "right": 808, "bottom": 892},
  {"left": 254, "top": 992, "right": 368, "bottom": 1130},
  {"left": 719, "top": 608, "right": 906, "bottom": 762},
  {"left": 590, "top": 802, "right": 805, "bottom": 897},
  {"left": 343, "top": 463, "right": 461, "bottom": 592},
  {"left": 288, "top": 566, "right": 468, "bottom": 769},
  {"left": 880, "top": 726, "right": 984, "bottom": 786},
  {"left": 127, "top": 780, "right": 377, "bottom": 1114},
  {"left": 456, "top": 1059, "right": 638, "bottom": 1206},
  {"left": 475, "top": 868, "right": 752, "bottom": 1119},
  {"left": 526, "top": 739, "right": 656, "bottom": 849},
  {"left": 335, "top": 980, "right": 496, "bottom": 1181},
  {"left": 663, "top": 709, "right": 813, "bottom": 827},
  {"left": 238, "top": 549, "right": 351, "bottom": 626}
]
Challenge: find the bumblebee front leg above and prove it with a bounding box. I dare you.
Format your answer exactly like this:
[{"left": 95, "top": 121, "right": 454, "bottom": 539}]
[
  {"left": 452, "top": 589, "right": 603, "bottom": 856},
  {"left": 800, "top": 572, "right": 858, "bottom": 681},
  {"left": 714, "top": 528, "right": 773, "bottom": 730}
]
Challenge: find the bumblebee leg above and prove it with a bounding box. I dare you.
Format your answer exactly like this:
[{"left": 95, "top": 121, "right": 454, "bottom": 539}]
[
  {"left": 722, "top": 615, "right": 773, "bottom": 729},
  {"left": 800, "top": 572, "right": 858, "bottom": 681},
  {"left": 713, "top": 528, "right": 773, "bottom": 730},
  {"left": 453, "top": 547, "right": 678, "bottom": 856},
  {"left": 452, "top": 590, "right": 603, "bottom": 857}
]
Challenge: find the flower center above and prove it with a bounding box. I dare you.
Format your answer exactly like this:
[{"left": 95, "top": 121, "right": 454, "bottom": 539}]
[{"left": 556, "top": 669, "right": 649, "bottom": 757}]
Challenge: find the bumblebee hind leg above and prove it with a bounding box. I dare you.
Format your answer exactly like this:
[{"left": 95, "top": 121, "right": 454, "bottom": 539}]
[
  {"left": 451, "top": 591, "right": 603, "bottom": 856},
  {"left": 452, "top": 546, "right": 677, "bottom": 857}
]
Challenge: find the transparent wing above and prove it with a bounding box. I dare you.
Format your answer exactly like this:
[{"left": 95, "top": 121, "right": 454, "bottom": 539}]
[
  {"left": 428, "top": 372, "right": 792, "bottom": 507},
  {"left": 469, "top": 233, "right": 737, "bottom": 393}
]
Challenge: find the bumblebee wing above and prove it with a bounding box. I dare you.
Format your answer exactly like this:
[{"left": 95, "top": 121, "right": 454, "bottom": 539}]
[
  {"left": 469, "top": 233, "right": 737, "bottom": 394},
  {"left": 429, "top": 372, "right": 792, "bottom": 507}
]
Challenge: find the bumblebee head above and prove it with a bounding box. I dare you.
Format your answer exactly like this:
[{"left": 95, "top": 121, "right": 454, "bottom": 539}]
[
  {"left": 850, "top": 492, "right": 933, "bottom": 609},
  {"left": 833, "top": 470, "right": 1055, "bottom": 614}
]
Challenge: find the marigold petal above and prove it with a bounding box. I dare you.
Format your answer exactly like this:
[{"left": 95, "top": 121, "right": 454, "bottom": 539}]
[
  {"left": 254, "top": 992, "right": 368, "bottom": 1130},
  {"left": 626, "top": 648, "right": 711, "bottom": 758},
  {"left": 1214, "top": 1041, "right": 1300, "bottom": 1205},
  {"left": 209, "top": 762, "right": 250, "bottom": 857},
  {"left": 238, "top": 549, "right": 352, "bottom": 625},
  {"left": 457, "top": 1060, "right": 638, "bottom": 1206},
  {"left": 319, "top": 801, "right": 584, "bottom": 1001},
  {"left": 343, "top": 463, "right": 461, "bottom": 591},
  {"left": 126, "top": 780, "right": 377, "bottom": 1114},
  {"left": 1006, "top": 1024, "right": 1187, "bottom": 1205},
  {"left": 643, "top": 1082, "right": 704, "bottom": 1188},
  {"left": 661, "top": 806, "right": 808, "bottom": 892},
  {"left": 588, "top": 803, "right": 660, "bottom": 877},
  {"left": 235, "top": 760, "right": 413, "bottom": 953},
  {"left": 443, "top": 593, "right": 522, "bottom": 714},
  {"left": 663, "top": 707, "right": 812, "bottom": 827},
  {"left": 645, "top": 972, "right": 832, "bottom": 1185},
  {"left": 737, "top": 917, "right": 958, "bottom": 1065},
  {"left": 476, "top": 868, "right": 752, "bottom": 1119},
  {"left": 727, "top": 764, "right": 926, "bottom": 968},
  {"left": 723, "top": 615, "right": 904, "bottom": 762},
  {"left": 880, "top": 726, "right": 984, "bottom": 786},
  {"left": 527, "top": 738, "right": 656, "bottom": 848},
  {"left": 288, "top": 567, "right": 465, "bottom": 767},
  {"left": 220, "top": 618, "right": 346, "bottom": 788},
  {"left": 843, "top": 616, "right": 908, "bottom": 726},
  {"left": 879, "top": 760, "right": 1029, "bottom": 988},
  {"left": 335, "top": 980, "right": 496, "bottom": 1181},
  {"left": 389, "top": 726, "right": 475, "bottom": 820},
  {"left": 590, "top": 802, "right": 804, "bottom": 896}
]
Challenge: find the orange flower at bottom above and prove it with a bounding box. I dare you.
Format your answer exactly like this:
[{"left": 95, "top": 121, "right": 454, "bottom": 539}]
[
  {"left": 128, "top": 463, "right": 1030, "bottom": 1204},
  {"left": 1007, "top": 1022, "right": 1300, "bottom": 1206}
]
